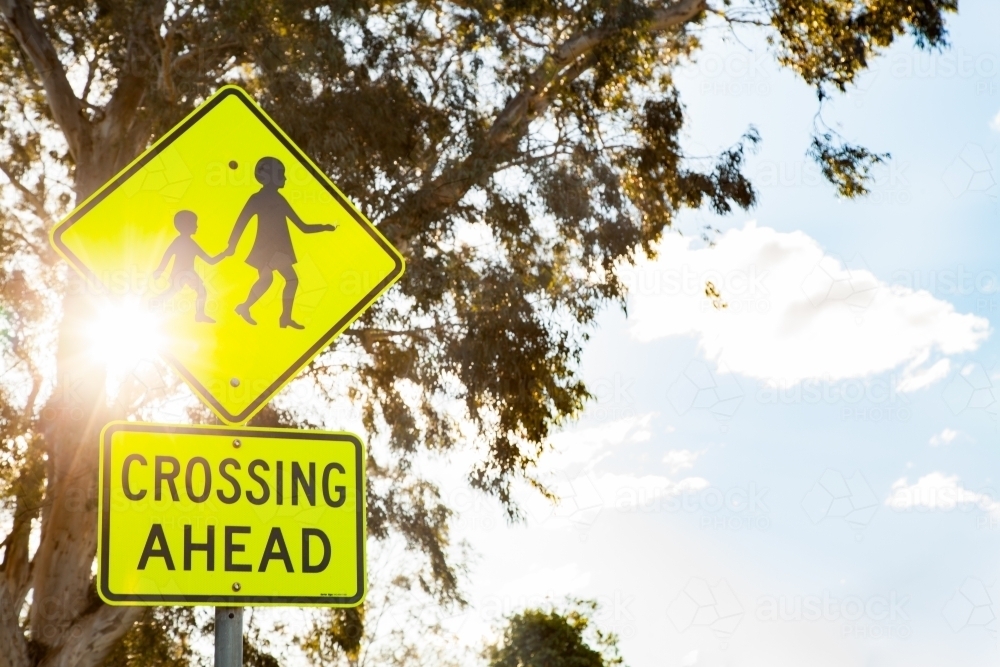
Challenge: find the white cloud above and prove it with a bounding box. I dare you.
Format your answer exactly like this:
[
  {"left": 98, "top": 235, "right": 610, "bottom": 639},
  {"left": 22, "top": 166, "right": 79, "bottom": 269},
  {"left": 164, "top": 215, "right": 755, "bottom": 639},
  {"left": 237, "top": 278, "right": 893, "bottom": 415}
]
[
  {"left": 525, "top": 471, "right": 710, "bottom": 526},
  {"left": 929, "top": 428, "right": 961, "bottom": 447},
  {"left": 595, "top": 472, "right": 709, "bottom": 509},
  {"left": 524, "top": 414, "right": 713, "bottom": 529},
  {"left": 494, "top": 563, "right": 592, "bottom": 599},
  {"left": 896, "top": 357, "right": 951, "bottom": 394},
  {"left": 663, "top": 448, "right": 703, "bottom": 474},
  {"left": 991, "top": 109, "right": 1000, "bottom": 132},
  {"left": 551, "top": 413, "right": 654, "bottom": 450},
  {"left": 886, "top": 472, "right": 1000, "bottom": 515},
  {"left": 625, "top": 223, "right": 989, "bottom": 385},
  {"left": 546, "top": 413, "right": 654, "bottom": 469}
]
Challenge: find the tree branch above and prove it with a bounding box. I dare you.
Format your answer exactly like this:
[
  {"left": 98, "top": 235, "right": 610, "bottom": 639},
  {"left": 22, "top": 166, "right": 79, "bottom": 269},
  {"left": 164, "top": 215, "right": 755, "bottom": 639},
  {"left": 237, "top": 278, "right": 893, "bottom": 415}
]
[
  {"left": 36, "top": 603, "right": 143, "bottom": 667},
  {"left": 0, "top": 0, "right": 89, "bottom": 160},
  {"left": 1, "top": 472, "right": 39, "bottom": 610},
  {"left": 391, "top": 0, "right": 707, "bottom": 226},
  {"left": 489, "top": 0, "right": 706, "bottom": 146},
  {"left": 0, "top": 158, "right": 52, "bottom": 225},
  {"left": 95, "top": 73, "right": 149, "bottom": 157}
]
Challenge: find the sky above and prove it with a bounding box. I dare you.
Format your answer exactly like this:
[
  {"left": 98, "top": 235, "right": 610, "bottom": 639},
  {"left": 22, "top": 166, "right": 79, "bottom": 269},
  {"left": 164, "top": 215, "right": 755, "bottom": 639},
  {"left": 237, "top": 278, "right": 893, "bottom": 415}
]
[{"left": 437, "top": 2, "right": 1000, "bottom": 665}]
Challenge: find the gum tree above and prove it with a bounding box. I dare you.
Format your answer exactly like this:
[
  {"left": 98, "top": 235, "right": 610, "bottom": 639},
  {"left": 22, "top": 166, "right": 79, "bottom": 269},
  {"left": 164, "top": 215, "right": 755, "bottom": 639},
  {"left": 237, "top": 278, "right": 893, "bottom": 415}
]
[
  {"left": 0, "top": 1, "right": 956, "bottom": 666},
  {"left": 486, "top": 601, "right": 622, "bottom": 667}
]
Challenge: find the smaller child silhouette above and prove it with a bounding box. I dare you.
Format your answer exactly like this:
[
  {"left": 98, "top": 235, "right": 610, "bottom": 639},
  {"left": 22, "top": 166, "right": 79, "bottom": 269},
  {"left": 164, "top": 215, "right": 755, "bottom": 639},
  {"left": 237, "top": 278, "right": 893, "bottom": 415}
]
[{"left": 152, "top": 210, "right": 223, "bottom": 323}]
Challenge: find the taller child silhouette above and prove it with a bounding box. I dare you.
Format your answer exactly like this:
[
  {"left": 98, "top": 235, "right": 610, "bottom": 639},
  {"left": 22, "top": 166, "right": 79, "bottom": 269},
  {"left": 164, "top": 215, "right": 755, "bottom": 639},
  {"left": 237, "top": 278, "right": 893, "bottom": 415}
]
[{"left": 223, "top": 157, "right": 337, "bottom": 328}]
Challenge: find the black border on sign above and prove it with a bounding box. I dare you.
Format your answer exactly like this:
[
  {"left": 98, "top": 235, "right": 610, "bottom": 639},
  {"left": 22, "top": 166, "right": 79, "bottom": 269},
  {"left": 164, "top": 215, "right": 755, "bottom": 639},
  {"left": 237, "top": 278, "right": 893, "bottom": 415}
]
[
  {"left": 52, "top": 87, "right": 404, "bottom": 423},
  {"left": 99, "top": 423, "right": 365, "bottom": 605}
]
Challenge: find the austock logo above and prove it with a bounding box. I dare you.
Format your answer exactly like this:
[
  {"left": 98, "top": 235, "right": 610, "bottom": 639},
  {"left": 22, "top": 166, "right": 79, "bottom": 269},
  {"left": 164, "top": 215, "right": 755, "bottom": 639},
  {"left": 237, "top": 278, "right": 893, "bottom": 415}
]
[
  {"left": 942, "top": 361, "right": 1000, "bottom": 421},
  {"left": 943, "top": 144, "right": 1000, "bottom": 206},
  {"left": 801, "top": 253, "right": 879, "bottom": 324},
  {"left": 618, "top": 263, "right": 771, "bottom": 313},
  {"left": 666, "top": 361, "right": 744, "bottom": 432},
  {"left": 756, "top": 376, "right": 911, "bottom": 423},
  {"left": 944, "top": 577, "right": 997, "bottom": 638},
  {"left": 689, "top": 50, "right": 771, "bottom": 98},
  {"left": 850, "top": 49, "right": 1000, "bottom": 106},
  {"left": 756, "top": 591, "right": 912, "bottom": 640},
  {"left": 801, "top": 469, "right": 879, "bottom": 540},
  {"left": 667, "top": 578, "right": 744, "bottom": 648},
  {"left": 615, "top": 481, "right": 770, "bottom": 532},
  {"left": 587, "top": 373, "right": 639, "bottom": 423},
  {"left": 756, "top": 160, "right": 911, "bottom": 205},
  {"left": 525, "top": 472, "right": 605, "bottom": 538}
]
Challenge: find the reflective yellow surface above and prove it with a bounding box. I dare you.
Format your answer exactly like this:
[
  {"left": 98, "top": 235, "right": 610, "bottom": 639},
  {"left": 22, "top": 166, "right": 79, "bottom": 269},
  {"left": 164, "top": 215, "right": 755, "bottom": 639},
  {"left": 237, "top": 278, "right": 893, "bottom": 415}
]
[
  {"left": 51, "top": 86, "right": 404, "bottom": 423},
  {"left": 97, "top": 422, "right": 366, "bottom": 606}
]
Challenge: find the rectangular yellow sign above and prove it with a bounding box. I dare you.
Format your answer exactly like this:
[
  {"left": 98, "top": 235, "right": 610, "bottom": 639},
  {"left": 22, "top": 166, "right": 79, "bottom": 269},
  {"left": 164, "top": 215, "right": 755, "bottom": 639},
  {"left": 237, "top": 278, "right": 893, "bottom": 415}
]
[{"left": 98, "top": 422, "right": 365, "bottom": 606}]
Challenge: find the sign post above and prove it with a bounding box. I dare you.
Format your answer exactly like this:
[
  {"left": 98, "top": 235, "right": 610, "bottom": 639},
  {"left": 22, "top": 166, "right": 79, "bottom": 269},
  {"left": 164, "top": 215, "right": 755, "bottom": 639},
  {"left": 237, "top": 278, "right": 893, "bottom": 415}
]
[
  {"left": 215, "top": 607, "right": 243, "bottom": 667},
  {"left": 49, "top": 85, "right": 403, "bottom": 664}
]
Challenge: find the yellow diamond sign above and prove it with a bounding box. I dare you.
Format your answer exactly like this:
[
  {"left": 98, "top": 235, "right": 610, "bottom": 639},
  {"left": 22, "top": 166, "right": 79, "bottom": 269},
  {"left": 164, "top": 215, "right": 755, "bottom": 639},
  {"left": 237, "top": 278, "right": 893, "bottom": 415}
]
[{"left": 51, "top": 86, "right": 404, "bottom": 423}]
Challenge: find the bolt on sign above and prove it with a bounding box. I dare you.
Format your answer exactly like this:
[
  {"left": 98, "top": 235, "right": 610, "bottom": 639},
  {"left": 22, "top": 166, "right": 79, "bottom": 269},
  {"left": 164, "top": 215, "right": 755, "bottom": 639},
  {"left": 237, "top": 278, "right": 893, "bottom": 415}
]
[
  {"left": 50, "top": 85, "right": 405, "bottom": 424},
  {"left": 98, "top": 423, "right": 365, "bottom": 606}
]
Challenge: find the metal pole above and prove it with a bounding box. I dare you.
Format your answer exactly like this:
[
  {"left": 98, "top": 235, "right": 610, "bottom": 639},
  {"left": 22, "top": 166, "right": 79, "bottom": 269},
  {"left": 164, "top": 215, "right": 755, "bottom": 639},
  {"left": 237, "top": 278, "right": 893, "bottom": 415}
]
[
  {"left": 215, "top": 606, "right": 243, "bottom": 667},
  {"left": 215, "top": 417, "right": 246, "bottom": 667}
]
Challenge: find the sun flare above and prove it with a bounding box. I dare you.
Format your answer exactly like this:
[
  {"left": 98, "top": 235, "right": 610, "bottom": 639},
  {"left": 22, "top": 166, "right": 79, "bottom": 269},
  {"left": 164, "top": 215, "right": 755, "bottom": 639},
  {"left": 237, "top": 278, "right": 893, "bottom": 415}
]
[{"left": 86, "top": 298, "right": 165, "bottom": 374}]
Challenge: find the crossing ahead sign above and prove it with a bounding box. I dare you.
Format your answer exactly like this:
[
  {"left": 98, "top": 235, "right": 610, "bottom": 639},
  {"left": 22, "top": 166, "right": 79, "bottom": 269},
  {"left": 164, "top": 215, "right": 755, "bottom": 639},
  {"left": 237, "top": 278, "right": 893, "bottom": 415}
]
[
  {"left": 97, "top": 422, "right": 365, "bottom": 606},
  {"left": 50, "top": 86, "right": 404, "bottom": 424}
]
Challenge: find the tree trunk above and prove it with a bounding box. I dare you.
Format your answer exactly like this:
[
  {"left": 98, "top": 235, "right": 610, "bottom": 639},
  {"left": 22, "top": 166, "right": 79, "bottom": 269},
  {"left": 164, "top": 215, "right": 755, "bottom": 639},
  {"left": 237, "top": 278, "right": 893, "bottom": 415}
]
[{"left": 28, "top": 148, "right": 146, "bottom": 667}]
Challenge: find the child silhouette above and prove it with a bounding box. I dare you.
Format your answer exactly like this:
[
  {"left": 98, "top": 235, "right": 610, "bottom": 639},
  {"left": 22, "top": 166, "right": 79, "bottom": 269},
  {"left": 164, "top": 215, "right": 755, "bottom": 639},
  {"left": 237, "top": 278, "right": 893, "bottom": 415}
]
[
  {"left": 152, "top": 210, "right": 223, "bottom": 323},
  {"left": 222, "top": 156, "right": 337, "bottom": 329}
]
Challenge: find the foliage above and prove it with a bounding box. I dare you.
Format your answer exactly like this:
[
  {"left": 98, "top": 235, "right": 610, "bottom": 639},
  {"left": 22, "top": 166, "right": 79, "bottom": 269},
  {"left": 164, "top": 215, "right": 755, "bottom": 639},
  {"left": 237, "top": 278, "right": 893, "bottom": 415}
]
[
  {"left": 0, "top": 1, "right": 958, "bottom": 666},
  {"left": 101, "top": 608, "right": 203, "bottom": 667},
  {"left": 807, "top": 133, "right": 889, "bottom": 198},
  {"left": 486, "top": 600, "right": 622, "bottom": 667},
  {"left": 298, "top": 551, "right": 468, "bottom": 667},
  {"left": 243, "top": 613, "right": 284, "bottom": 667}
]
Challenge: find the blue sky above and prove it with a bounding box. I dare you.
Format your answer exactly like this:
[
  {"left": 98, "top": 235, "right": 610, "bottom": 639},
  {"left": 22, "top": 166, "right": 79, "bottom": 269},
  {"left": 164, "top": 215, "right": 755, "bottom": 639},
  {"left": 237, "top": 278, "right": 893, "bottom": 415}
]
[{"left": 443, "top": 2, "right": 1000, "bottom": 665}]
